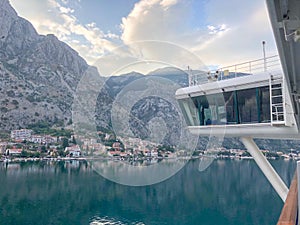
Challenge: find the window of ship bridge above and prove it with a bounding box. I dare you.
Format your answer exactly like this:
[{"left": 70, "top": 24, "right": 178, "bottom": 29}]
[{"left": 178, "top": 85, "right": 271, "bottom": 126}]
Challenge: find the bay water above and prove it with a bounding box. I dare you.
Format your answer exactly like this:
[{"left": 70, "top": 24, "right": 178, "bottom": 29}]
[{"left": 0, "top": 159, "right": 296, "bottom": 225}]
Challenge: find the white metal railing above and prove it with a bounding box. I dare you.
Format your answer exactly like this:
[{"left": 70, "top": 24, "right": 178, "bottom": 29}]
[
  {"left": 269, "top": 76, "right": 285, "bottom": 125},
  {"left": 189, "top": 55, "right": 282, "bottom": 86}
]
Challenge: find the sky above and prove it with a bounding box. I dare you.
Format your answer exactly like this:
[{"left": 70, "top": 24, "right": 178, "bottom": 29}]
[{"left": 10, "top": 0, "right": 279, "bottom": 76}]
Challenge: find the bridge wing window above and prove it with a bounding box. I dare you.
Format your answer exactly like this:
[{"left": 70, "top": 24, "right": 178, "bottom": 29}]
[
  {"left": 206, "top": 94, "right": 227, "bottom": 125},
  {"left": 178, "top": 85, "right": 274, "bottom": 126},
  {"left": 259, "top": 86, "right": 271, "bottom": 123},
  {"left": 237, "top": 88, "right": 258, "bottom": 123},
  {"left": 224, "top": 91, "right": 237, "bottom": 124},
  {"left": 178, "top": 98, "right": 199, "bottom": 126},
  {"left": 190, "top": 94, "right": 226, "bottom": 125}
]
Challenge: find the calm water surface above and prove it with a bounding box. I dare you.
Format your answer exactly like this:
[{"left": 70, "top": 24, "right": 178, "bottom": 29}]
[{"left": 0, "top": 159, "right": 296, "bottom": 225}]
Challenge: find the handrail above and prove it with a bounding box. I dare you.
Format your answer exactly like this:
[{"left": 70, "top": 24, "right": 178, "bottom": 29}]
[
  {"left": 188, "top": 55, "right": 282, "bottom": 86},
  {"left": 277, "top": 171, "right": 298, "bottom": 225},
  {"left": 219, "top": 55, "right": 279, "bottom": 71}
]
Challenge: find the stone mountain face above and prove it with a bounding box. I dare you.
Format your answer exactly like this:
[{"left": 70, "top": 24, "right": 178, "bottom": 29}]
[
  {"left": 0, "top": 0, "right": 191, "bottom": 148},
  {"left": 0, "top": 0, "right": 93, "bottom": 130},
  {"left": 0, "top": 1, "right": 39, "bottom": 58},
  {"left": 0, "top": 0, "right": 190, "bottom": 137},
  {"left": 94, "top": 70, "right": 190, "bottom": 147},
  {"left": 0, "top": 0, "right": 87, "bottom": 76}
]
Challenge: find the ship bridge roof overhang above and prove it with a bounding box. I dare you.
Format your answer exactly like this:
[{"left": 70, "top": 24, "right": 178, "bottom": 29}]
[{"left": 266, "top": 0, "right": 300, "bottom": 131}]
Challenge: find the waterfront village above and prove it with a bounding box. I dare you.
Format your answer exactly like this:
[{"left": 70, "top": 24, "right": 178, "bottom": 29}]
[{"left": 0, "top": 125, "right": 299, "bottom": 163}]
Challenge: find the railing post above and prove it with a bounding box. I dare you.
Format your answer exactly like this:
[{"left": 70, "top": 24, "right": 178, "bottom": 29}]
[
  {"left": 235, "top": 65, "right": 237, "bottom": 78},
  {"left": 220, "top": 69, "right": 223, "bottom": 80},
  {"left": 188, "top": 66, "right": 191, "bottom": 86},
  {"left": 207, "top": 55, "right": 279, "bottom": 84},
  {"left": 249, "top": 62, "right": 252, "bottom": 74}
]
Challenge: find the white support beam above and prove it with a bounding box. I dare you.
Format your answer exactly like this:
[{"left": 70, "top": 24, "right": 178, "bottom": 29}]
[{"left": 240, "top": 137, "right": 289, "bottom": 202}]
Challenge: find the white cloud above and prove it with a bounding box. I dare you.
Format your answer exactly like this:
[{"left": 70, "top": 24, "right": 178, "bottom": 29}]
[
  {"left": 207, "top": 24, "right": 227, "bottom": 34},
  {"left": 10, "top": 0, "right": 119, "bottom": 65},
  {"left": 121, "top": 0, "right": 190, "bottom": 44},
  {"left": 119, "top": 0, "right": 278, "bottom": 72},
  {"left": 207, "top": 25, "right": 215, "bottom": 31},
  {"left": 117, "top": 0, "right": 231, "bottom": 73},
  {"left": 192, "top": 0, "right": 278, "bottom": 68},
  {"left": 93, "top": 40, "right": 206, "bottom": 76},
  {"left": 160, "top": 0, "right": 178, "bottom": 10},
  {"left": 9, "top": 0, "right": 278, "bottom": 75},
  {"left": 59, "top": 6, "right": 74, "bottom": 14}
]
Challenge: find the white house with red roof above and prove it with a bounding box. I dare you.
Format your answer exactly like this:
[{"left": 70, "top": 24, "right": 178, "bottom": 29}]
[{"left": 65, "top": 145, "right": 81, "bottom": 157}]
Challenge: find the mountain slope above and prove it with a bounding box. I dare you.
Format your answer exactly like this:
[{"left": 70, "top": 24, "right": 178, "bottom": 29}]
[{"left": 0, "top": 0, "right": 95, "bottom": 130}]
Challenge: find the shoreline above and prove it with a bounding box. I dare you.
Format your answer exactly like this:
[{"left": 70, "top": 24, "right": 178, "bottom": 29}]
[{"left": 0, "top": 155, "right": 297, "bottom": 163}]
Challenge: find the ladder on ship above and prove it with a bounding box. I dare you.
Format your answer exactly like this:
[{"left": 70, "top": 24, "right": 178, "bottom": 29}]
[{"left": 270, "top": 75, "right": 285, "bottom": 125}]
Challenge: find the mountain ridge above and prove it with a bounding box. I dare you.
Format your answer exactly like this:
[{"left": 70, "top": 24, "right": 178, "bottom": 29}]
[{"left": 0, "top": 0, "right": 95, "bottom": 130}]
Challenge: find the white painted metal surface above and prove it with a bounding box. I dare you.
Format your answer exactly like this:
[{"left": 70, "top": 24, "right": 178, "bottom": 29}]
[
  {"left": 266, "top": 0, "right": 300, "bottom": 132},
  {"left": 176, "top": 71, "right": 299, "bottom": 138}
]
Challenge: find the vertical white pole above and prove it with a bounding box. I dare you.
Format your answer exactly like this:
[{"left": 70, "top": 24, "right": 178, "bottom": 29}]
[
  {"left": 262, "top": 41, "right": 267, "bottom": 72},
  {"left": 188, "top": 66, "right": 191, "bottom": 86},
  {"left": 240, "top": 137, "right": 288, "bottom": 202}
]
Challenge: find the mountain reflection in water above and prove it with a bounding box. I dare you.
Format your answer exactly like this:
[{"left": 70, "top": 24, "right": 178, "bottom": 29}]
[{"left": 0, "top": 159, "right": 296, "bottom": 225}]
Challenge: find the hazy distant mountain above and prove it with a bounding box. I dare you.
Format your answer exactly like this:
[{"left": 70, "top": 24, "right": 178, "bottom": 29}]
[
  {"left": 148, "top": 67, "right": 208, "bottom": 86},
  {"left": 94, "top": 70, "right": 190, "bottom": 146}
]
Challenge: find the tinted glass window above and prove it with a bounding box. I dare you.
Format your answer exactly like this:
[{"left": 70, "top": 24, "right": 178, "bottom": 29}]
[
  {"left": 178, "top": 98, "right": 199, "bottom": 126},
  {"left": 237, "top": 88, "right": 258, "bottom": 123},
  {"left": 178, "top": 85, "right": 272, "bottom": 126},
  {"left": 224, "top": 91, "right": 237, "bottom": 124},
  {"left": 259, "top": 86, "right": 271, "bottom": 122}
]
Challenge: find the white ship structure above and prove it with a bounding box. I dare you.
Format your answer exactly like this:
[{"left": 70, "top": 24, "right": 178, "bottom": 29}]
[{"left": 176, "top": 0, "right": 300, "bottom": 205}]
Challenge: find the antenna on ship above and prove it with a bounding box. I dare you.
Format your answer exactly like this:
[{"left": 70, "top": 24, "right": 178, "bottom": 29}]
[
  {"left": 187, "top": 66, "right": 193, "bottom": 86},
  {"left": 262, "top": 41, "right": 267, "bottom": 72}
]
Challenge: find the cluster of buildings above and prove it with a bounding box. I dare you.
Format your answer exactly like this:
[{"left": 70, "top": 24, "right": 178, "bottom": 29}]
[
  {"left": 106, "top": 137, "right": 176, "bottom": 159},
  {"left": 3, "top": 127, "right": 180, "bottom": 160},
  {"left": 81, "top": 137, "right": 106, "bottom": 155},
  {"left": 120, "top": 137, "right": 157, "bottom": 150},
  {"left": 2, "top": 129, "right": 300, "bottom": 162},
  {"left": 206, "top": 147, "right": 299, "bottom": 160},
  {"left": 7, "top": 129, "right": 298, "bottom": 161},
  {"left": 75, "top": 134, "right": 176, "bottom": 159},
  {"left": 0, "top": 129, "right": 79, "bottom": 158},
  {"left": 11, "top": 129, "right": 57, "bottom": 144},
  {"left": 67, "top": 134, "right": 177, "bottom": 159}
]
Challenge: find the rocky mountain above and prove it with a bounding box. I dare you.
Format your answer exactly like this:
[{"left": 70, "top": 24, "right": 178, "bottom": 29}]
[
  {"left": 0, "top": 0, "right": 94, "bottom": 130},
  {"left": 94, "top": 70, "right": 190, "bottom": 146},
  {"left": 0, "top": 0, "right": 190, "bottom": 136},
  {"left": 0, "top": 0, "right": 193, "bottom": 149}
]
